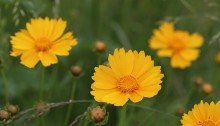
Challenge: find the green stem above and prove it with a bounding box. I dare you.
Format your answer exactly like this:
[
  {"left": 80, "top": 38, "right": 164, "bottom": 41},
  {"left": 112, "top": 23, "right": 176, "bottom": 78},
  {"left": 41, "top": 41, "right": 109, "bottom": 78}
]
[
  {"left": 83, "top": 119, "right": 88, "bottom": 126},
  {"left": 97, "top": 53, "right": 102, "bottom": 65},
  {"left": 48, "top": 65, "right": 58, "bottom": 100},
  {"left": 39, "top": 67, "right": 46, "bottom": 126},
  {"left": 179, "top": 0, "right": 196, "bottom": 14},
  {"left": 39, "top": 67, "right": 45, "bottom": 101},
  {"left": 183, "top": 86, "right": 195, "bottom": 107},
  {"left": 1, "top": 70, "right": 9, "bottom": 105},
  {"left": 118, "top": 105, "right": 127, "bottom": 126},
  {"left": 63, "top": 78, "right": 77, "bottom": 126},
  {"left": 41, "top": 117, "right": 46, "bottom": 126}
]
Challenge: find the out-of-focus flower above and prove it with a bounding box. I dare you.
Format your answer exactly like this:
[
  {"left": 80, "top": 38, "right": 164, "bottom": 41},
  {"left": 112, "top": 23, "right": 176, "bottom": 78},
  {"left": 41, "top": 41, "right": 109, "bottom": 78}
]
[
  {"left": 10, "top": 17, "right": 77, "bottom": 68},
  {"left": 181, "top": 100, "right": 220, "bottom": 126},
  {"left": 149, "top": 22, "right": 204, "bottom": 69},
  {"left": 91, "top": 48, "right": 164, "bottom": 106}
]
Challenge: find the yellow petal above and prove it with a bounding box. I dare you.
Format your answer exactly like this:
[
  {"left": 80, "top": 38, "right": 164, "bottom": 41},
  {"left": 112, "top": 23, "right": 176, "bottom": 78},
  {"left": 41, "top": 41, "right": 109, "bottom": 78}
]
[
  {"left": 118, "top": 49, "right": 134, "bottom": 75},
  {"left": 129, "top": 92, "right": 143, "bottom": 103},
  {"left": 26, "top": 19, "right": 41, "bottom": 39},
  {"left": 139, "top": 73, "right": 163, "bottom": 87},
  {"left": 108, "top": 49, "right": 123, "bottom": 77},
  {"left": 20, "top": 49, "right": 39, "bottom": 68},
  {"left": 138, "top": 66, "right": 163, "bottom": 84},
  {"left": 92, "top": 65, "right": 117, "bottom": 84},
  {"left": 44, "top": 17, "right": 54, "bottom": 38},
  {"left": 38, "top": 51, "right": 58, "bottom": 67},
  {"left": 50, "top": 32, "right": 77, "bottom": 56},
  {"left": 131, "top": 51, "right": 147, "bottom": 75},
  {"left": 114, "top": 93, "right": 129, "bottom": 106},
  {"left": 149, "top": 36, "right": 168, "bottom": 49},
  {"left": 136, "top": 85, "right": 161, "bottom": 98},
  {"left": 49, "top": 18, "right": 67, "bottom": 41},
  {"left": 180, "top": 49, "right": 199, "bottom": 61},
  {"left": 10, "top": 48, "right": 24, "bottom": 57},
  {"left": 133, "top": 54, "right": 154, "bottom": 79},
  {"left": 10, "top": 30, "right": 35, "bottom": 50},
  {"left": 186, "top": 33, "right": 204, "bottom": 48},
  {"left": 102, "top": 91, "right": 121, "bottom": 105},
  {"left": 159, "top": 22, "right": 174, "bottom": 37},
  {"left": 92, "top": 82, "right": 117, "bottom": 89},
  {"left": 90, "top": 89, "right": 118, "bottom": 102},
  {"left": 157, "top": 49, "right": 173, "bottom": 57},
  {"left": 171, "top": 53, "right": 191, "bottom": 69},
  {"left": 181, "top": 113, "right": 197, "bottom": 126}
]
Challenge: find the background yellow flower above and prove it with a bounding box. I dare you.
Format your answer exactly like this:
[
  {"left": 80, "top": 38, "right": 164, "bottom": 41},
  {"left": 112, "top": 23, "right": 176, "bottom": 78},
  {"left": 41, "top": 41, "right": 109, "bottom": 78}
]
[
  {"left": 10, "top": 17, "right": 77, "bottom": 68},
  {"left": 91, "top": 48, "right": 164, "bottom": 106},
  {"left": 149, "top": 22, "right": 204, "bottom": 69},
  {"left": 181, "top": 100, "right": 220, "bottom": 126}
]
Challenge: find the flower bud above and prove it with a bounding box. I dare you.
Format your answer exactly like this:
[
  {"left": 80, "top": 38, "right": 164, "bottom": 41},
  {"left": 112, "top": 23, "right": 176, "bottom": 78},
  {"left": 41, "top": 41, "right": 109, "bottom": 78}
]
[
  {"left": 194, "top": 77, "right": 203, "bottom": 86},
  {"left": 0, "top": 110, "right": 10, "bottom": 121},
  {"left": 90, "top": 106, "right": 106, "bottom": 122},
  {"left": 71, "top": 66, "right": 82, "bottom": 77},
  {"left": 201, "top": 83, "right": 213, "bottom": 95},
  {"left": 7, "top": 105, "right": 19, "bottom": 116},
  {"left": 175, "top": 108, "right": 185, "bottom": 116},
  {"left": 94, "top": 41, "right": 106, "bottom": 53},
  {"left": 35, "top": 102, "right": 49, "bottom": 113},
  {"left": 216, "top": 52, "right": 220, "bottom": 64}
]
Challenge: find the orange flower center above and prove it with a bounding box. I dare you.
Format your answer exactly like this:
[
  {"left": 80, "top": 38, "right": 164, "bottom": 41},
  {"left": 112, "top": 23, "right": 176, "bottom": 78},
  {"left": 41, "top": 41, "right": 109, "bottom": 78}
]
[
  {"left": 35, "top": 37, "right": 52, "bottom": 51},
  {"left": 198, "top": 120, "right": 217, "bottom": 126},
  {"left": 169, "top": 38, "right": 185, "bottom": 52},
  {"left": 117, "top": 75, "right": 139, "bottom": 93}
]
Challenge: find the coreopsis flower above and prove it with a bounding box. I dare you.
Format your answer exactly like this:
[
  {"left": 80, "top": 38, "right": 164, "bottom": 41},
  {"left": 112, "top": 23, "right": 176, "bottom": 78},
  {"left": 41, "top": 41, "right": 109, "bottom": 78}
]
[
  {"left": 90, "top": 48, "right": 164, "bottom": 106},
  {"left": 10, "top": 17, "right": 77, "bottom": 68},
  {"left": 181, "top": 100, "right": 220, "bottom": 126},
  {"left": 149, "top": 22, "right": 204, "bottom": 69}
]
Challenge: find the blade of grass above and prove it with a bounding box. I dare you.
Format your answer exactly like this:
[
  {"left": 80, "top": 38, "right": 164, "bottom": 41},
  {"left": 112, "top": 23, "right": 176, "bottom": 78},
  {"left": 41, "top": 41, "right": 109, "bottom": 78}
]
[{"left": 127, "top": 103, "right": 179, "bottom": 120}]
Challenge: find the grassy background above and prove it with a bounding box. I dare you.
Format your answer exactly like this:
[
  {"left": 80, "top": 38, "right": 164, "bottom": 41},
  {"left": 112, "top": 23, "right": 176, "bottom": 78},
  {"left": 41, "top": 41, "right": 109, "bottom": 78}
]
[{"left": 1, "top": 0, "right": 220, "bottom": 125}]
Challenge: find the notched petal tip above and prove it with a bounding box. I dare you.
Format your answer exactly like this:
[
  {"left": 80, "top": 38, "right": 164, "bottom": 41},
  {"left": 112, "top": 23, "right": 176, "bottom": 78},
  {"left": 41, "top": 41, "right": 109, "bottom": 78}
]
[
  {"left": 10, "top": 52, "right": 18, "bottom": 57},
  {"left": 20, "top": 61, "right": 36, "bottom": 69}
]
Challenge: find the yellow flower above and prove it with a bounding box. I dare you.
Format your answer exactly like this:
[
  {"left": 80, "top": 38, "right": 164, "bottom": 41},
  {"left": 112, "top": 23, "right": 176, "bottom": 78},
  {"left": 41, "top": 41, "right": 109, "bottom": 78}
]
[
  {"left": 10, "top": 17, "right": 77, "bottom": 68},
  {"left": 149, "top": 22, "right": 204, "bottom": 69},
  {"left": 90, "top": 48, "right": 164, "bottom": 106},
  {"left": 181, "top": 100, "right": 220, "bottom": 126}
]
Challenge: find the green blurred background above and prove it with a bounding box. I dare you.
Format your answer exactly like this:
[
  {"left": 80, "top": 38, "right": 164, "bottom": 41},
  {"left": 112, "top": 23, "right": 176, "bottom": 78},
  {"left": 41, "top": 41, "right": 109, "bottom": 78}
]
[{"left": 1, "top": 0, "right": 220, "bottom": 125}]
